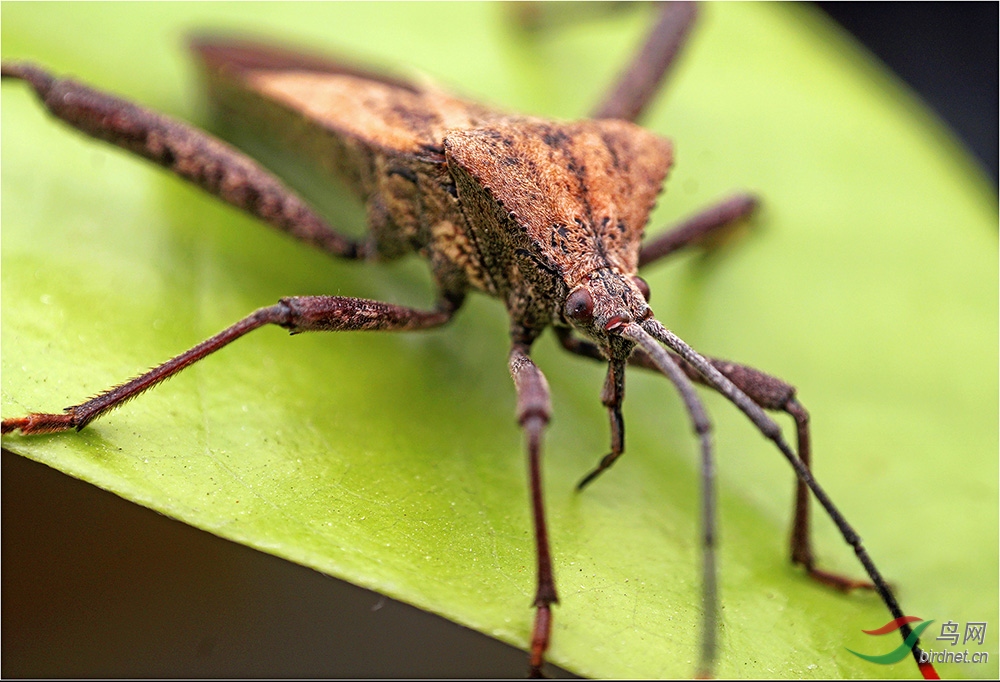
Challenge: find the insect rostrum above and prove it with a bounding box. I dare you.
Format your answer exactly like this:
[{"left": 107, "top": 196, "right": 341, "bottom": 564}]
[{"left": 1, "top": 3, "right": 938, "bottom": 678}]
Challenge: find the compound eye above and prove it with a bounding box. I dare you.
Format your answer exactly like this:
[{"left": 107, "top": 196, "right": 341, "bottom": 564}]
[
  {"left": 565, "top": 288, "right": 594, "bottom": 323},
  {"left": 631, "top": 276, "right": 651, "bottom": 302}
]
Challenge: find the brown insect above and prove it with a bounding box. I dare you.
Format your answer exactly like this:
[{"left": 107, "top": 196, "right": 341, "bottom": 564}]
[{"left": 1, "top": 3, "right": 937, "bottom": 677}]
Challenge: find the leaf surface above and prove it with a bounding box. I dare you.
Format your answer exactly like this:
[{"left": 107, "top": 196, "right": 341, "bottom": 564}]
[{"left": 2, "top": 2, "right": 996, "bottom": 678}]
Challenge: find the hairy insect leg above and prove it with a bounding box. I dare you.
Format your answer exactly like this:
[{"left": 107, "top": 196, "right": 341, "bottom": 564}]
[
  {"left": 638, "top": 193, "right": 759, "bottom": 268},
  {"left": 591, "top": 1, "right": 699, "bottom": 123},
  {"left": 556, "top": 328, "right": 875, "bottom": 590},
  {"left": 2, "top": 295, "right": 459, "bottom": 435},
  {"left": 508, "top": 344, "right": 558, "bottom": 678},
  {"left": 1, "top": 61, "right": 363, "bottom": 259},
  {"left": 576, "top": 359, "right": 627, "bottom": 490}
]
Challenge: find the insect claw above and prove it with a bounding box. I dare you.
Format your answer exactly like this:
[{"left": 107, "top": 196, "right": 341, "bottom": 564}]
[
  {"left": 528, "top": 603, "right": 553, "bottom": 678},
  {"left": 804, "top": 565, "right": 877, "bottom": 592},
  {"left": 794, "top": 552, "right": 878, "bottom": 591},
  {"left": 575, "top": 471, "right": 597, "bottom": 491},
  {"left": 575, "top": 468, "right": 601, "bottom": 491},
  {"left": 575, "top": 452, "right": 616, "bottom": 491}
]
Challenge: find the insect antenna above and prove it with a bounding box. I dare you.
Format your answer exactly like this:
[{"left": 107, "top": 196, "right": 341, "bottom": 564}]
[
  {"left": 620, "top": 322, "right": 718, "bottom": 676},
  {"left": 636, "top": 318, "right": 937, "bottom": 675}
]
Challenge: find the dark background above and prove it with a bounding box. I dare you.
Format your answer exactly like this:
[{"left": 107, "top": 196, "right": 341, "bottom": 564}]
[
  {"left": 817, "top": 1, "right": 998, "bottom": 185},
  {"left": 3, "top": 3, "right": 997, "bottom": 679}
]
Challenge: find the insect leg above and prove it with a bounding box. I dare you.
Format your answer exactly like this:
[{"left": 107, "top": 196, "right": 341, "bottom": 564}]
[
  {"left": 508, "top": 344, "right": 557, "bottom": 678},
  {"left": 2, "top": 295, "right": 459, "bottom": 435},
  {"left": 556, "top": 327, "right": 876, "bottom": 589},
  {"left": 672, "top": 361, "right": 875, "bottom": 591},
  {"left": 640, "top": 318, "right": 935, "bottom": 675},
  {"left": 591, "top": 1, "right": 699, "bottom": 122},
  {"left": 638, "top": 193, "right": 759, "bottom": 268},
  {"left": 1, "top": 61, "right": 363, "bottom": 259},
  {"left": 576, "top": 359, "right": 627, "bottom": 490}
]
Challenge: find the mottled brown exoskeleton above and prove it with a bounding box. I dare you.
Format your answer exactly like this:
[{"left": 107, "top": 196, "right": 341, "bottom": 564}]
[{"left": 1, "top": 3, "right": 936, "bottom": 677}]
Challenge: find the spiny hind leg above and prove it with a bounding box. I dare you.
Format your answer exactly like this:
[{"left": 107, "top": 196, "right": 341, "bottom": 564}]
[
  {"left": 3, "top": 295, "right": 460, "bottom": 435},
  {"left": 2, "top": 61, "right": 363, "bottom": 259}
]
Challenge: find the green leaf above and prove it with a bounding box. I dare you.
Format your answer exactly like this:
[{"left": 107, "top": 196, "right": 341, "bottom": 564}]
[{"left": 3, "top": 2, "right": 996, "bottom": 678}]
